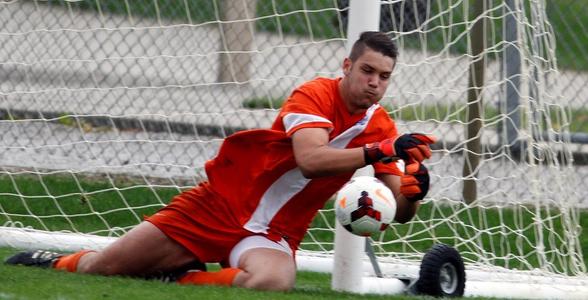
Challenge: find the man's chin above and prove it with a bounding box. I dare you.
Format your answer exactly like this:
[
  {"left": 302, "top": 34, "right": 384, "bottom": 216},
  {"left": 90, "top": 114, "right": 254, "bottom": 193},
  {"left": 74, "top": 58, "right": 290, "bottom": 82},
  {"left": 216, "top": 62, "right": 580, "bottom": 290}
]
[
  {"left": 361, "top": 99, "right": 377, "bottom": 109},
  {"left": 350, "top": 99, "right": 377, "bottom": 112}
]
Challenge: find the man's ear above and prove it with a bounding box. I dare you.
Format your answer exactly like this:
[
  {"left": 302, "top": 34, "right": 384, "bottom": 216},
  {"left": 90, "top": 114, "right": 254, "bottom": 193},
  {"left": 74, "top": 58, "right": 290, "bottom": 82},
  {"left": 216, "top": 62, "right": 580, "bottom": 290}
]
[{"left": 342, "top": 57, "right": 352, "bottom": 76}]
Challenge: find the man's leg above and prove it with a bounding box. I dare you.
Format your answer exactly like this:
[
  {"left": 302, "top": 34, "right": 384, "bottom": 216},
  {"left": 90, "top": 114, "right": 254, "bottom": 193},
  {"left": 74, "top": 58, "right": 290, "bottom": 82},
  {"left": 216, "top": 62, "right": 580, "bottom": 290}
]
[
  {"left": 6, "top": 221, "right": 200, "bottom": 278},
  {"left": 232, "top": 247, "right": 296, "bottom": 291},
  {"left": 76, "top": 221, "right": 198, "bottom": 276},
  {"left": 178, "top": 235, "right": 296, "bottom": 291}
]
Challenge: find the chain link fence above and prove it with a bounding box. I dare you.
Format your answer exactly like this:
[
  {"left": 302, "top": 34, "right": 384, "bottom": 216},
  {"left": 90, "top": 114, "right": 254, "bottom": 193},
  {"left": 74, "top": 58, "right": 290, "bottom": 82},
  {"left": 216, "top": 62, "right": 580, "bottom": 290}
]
[{"left": 0, "top": 0, "right": 587, "bottom": 199}]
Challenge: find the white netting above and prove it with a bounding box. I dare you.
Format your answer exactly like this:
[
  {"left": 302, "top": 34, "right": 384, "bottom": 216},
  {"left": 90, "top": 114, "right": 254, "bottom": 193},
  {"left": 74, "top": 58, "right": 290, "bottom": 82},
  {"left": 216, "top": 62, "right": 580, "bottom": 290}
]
[{"left": 0, "top": 0, "right": 586, "bottom": 285}]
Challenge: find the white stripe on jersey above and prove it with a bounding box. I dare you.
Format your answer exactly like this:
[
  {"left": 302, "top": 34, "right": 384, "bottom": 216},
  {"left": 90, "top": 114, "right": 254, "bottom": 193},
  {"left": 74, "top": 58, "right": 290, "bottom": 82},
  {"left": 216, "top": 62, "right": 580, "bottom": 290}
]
[
  {"left": 329, "top": 104, "right": 379, "bottom": 148},
  {"left": 243, "top": 167, "right": 310, "bottom": 233},
  {"left": 244, "top": 104, "right": 380, "bottom": 234},
  {"left": 283, "top": 113, "right": 332, "bottom": 134}
]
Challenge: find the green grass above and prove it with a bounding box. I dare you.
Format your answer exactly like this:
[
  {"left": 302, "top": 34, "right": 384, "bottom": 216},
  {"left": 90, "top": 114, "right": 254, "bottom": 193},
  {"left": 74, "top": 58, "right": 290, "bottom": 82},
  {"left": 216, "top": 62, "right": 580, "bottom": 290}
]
[
  {"left": 242, "top": 97, "right": 286, "bottom": 110},
  {"left": 47, "top": 0, "right": 342, "bottom": 38},
  {"left": 568, "top": 107, "right": 588, "bottom": 133},
  {"left": 45, "top": 0, "right": 217, "bottom": 25},
  {"left": 0, "top": 245, "right": 509, "bottom": 300},
  {"left": 546, "top": 1, "right": 588, "bottom": 72},
  {"left": 0, "top": 173, "right": 181, "bottom": 234},
  {"left": 0, "top": 249, "right": 390, "bottom": 300}
]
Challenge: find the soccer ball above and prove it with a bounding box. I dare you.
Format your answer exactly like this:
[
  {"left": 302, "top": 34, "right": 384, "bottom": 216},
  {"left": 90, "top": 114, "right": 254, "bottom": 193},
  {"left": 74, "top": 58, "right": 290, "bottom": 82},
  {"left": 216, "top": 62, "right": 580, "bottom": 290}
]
[{"left": 335, "top": 176, "right": 396, "bottom": 236}]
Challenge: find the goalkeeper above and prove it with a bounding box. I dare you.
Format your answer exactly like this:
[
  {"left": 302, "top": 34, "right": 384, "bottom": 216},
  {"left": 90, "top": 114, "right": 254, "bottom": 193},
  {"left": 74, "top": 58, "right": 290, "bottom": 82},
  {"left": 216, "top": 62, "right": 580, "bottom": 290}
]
[{"left": 6, "top": 31, "right": 435, "bottom": 291}]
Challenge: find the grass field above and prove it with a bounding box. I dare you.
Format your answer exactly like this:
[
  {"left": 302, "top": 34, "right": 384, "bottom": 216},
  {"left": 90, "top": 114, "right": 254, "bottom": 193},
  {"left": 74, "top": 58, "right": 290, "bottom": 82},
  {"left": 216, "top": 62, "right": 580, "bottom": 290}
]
[
  {"left": 1, "top": 246, "right": 511, "bottom": 300},
  {"left": 0, "top": 247, "right": 395, "bottom": 300}
]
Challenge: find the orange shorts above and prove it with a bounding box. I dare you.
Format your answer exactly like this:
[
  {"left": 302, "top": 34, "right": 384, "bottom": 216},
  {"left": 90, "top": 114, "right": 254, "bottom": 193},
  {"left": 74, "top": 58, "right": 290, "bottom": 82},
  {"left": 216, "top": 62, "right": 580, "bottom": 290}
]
[{"left": 145, "top": 182, "right": 250, "bottom": 263}]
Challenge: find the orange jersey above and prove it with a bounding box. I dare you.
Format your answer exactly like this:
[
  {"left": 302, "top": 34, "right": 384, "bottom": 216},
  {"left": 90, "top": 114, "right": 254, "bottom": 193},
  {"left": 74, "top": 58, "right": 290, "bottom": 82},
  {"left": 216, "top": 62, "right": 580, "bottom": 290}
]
[{"left": 204, "top": 77, "right": 402, "bottom": 250}]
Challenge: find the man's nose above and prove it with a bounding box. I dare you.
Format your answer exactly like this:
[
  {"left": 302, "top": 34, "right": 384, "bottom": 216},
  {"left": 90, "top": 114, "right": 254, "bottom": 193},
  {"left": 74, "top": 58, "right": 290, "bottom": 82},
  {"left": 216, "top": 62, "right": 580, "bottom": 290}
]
[{"left": 367, "top": 75, "right": 378, "bottom": 87}]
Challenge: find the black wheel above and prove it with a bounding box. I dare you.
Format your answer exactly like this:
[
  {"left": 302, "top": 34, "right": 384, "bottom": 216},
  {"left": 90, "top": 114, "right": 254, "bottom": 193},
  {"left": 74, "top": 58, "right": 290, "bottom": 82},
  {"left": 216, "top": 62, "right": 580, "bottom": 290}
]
[{"left": 415, "top": 244, "right": 466, "bottom": 297}]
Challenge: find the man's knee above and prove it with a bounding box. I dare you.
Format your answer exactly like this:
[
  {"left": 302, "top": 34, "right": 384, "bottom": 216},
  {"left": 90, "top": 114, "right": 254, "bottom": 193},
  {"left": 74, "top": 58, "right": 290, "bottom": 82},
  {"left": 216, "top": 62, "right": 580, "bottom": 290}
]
[
  {"left": 238, "top": 262, "right": 296, "bottom": 291},
  {"left": 233, "top": 245, "right": 297, "bottom": 291},
  {"left": 267, "top": 273, "right": 296, "bottom": 291}
]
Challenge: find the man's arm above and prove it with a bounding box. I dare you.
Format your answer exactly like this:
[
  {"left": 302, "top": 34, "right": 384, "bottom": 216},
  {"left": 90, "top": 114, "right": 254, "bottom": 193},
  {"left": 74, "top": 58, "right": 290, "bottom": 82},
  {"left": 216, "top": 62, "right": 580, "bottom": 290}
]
[
  {"left": 292, "top": 127, "right": 428, "bottom": 223},
  {"left": 291, "top": 126, "right": 434, "bottom": 177},
  {"left": 291, "top": 127, "right": 365, "bottom": 178},
  {"left": 376, "top": 173, "right": 420, "bottom": 224}
]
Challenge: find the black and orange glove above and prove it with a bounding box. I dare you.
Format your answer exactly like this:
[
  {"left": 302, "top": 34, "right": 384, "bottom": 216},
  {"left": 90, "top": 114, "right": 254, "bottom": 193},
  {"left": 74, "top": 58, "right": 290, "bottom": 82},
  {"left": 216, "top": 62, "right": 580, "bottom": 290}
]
[
  {"left": 363, "top": 133, "right": 436, "bottom": 165},
  {"left": 400, "top": 163, "right": 430, "bottom": 202}
]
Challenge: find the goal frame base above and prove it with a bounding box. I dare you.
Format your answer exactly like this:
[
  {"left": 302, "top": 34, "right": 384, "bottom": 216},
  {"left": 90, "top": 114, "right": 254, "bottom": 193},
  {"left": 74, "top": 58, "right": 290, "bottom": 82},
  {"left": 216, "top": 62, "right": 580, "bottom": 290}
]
[{"left": 2, "top": 227, "right": 587, "bottom": 299}]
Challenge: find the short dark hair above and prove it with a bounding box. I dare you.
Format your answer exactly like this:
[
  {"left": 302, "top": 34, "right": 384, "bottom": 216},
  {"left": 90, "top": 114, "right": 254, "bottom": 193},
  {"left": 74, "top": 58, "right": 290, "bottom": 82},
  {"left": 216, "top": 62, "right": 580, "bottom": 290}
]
[{"left": 349, "top": 31, "right": 398, "bottom": 61}]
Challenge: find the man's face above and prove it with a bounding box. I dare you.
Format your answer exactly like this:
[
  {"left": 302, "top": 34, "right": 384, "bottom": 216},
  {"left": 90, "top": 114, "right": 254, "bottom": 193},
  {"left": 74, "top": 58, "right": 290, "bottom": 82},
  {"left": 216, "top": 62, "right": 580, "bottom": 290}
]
[{"left": 341, "top": 48, "right": 395, "bottom": 114}]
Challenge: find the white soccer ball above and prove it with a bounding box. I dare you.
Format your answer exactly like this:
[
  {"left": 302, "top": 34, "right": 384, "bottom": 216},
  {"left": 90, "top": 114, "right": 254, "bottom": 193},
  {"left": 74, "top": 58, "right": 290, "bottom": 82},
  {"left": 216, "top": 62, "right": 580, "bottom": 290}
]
[{"left": 335, "top": 176, "right": 397, "bottom": 236}]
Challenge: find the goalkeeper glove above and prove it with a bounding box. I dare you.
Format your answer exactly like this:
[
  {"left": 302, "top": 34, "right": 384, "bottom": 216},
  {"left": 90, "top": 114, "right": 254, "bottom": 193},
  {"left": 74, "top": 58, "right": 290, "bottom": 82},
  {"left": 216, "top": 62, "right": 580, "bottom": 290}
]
[
  {"left": 363, "top": 133, "right": 436, "bottom": 165},
  {"left": 400, "top": 163, "right": 430, "bottom": 202}
]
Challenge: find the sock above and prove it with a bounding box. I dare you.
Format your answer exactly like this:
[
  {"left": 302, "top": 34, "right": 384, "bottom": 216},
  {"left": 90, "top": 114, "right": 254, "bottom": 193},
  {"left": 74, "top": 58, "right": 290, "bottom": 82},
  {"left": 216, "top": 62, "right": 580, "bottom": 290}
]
[
  {"left": 54, "top": 250, "right": 94, "bottom": 272},
  {"left": 178, "top": 268, "right": 241, "bottom": 286}
]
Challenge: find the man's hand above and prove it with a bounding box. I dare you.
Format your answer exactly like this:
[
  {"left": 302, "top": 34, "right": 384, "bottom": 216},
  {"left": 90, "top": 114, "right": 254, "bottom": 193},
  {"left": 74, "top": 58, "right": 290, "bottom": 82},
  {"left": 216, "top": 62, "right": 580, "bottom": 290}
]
[
  {"left": 400, "top": 163, "right": 430, "bottom": 202},
  {"left": 363, "top": 133, "right": 436, "bottom": 165}
]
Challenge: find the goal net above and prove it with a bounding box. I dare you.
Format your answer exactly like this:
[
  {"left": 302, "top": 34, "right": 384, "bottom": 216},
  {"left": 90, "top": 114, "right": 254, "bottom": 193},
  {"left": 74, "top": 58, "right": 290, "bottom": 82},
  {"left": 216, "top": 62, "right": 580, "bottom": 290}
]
[{"left": 1, "top": 0, "right": 586, "bottom": 297}]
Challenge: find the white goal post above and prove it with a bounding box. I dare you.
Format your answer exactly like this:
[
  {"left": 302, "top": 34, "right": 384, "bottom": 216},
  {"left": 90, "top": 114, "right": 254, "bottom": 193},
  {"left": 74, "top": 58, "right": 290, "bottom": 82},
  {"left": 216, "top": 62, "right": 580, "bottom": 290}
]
[{"left": 1, "top": 0, "right": 587, "bottom": 298}]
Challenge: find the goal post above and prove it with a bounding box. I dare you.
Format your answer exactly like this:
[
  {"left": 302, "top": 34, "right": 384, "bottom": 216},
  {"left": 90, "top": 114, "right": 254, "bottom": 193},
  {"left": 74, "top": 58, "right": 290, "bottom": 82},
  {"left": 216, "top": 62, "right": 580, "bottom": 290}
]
[
  {"left": 1, "top": 0, "right": 587, "bottom": 298},
  {"left": 330, "top": 0, "right": 381, "bottom": 294}
]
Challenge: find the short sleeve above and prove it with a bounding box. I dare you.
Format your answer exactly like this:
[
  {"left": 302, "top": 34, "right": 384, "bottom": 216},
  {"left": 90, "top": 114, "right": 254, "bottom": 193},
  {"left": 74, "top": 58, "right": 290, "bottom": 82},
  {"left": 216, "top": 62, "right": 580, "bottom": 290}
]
[{"left": 278, "top": 83, "right": 335, "bottom": 136}]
